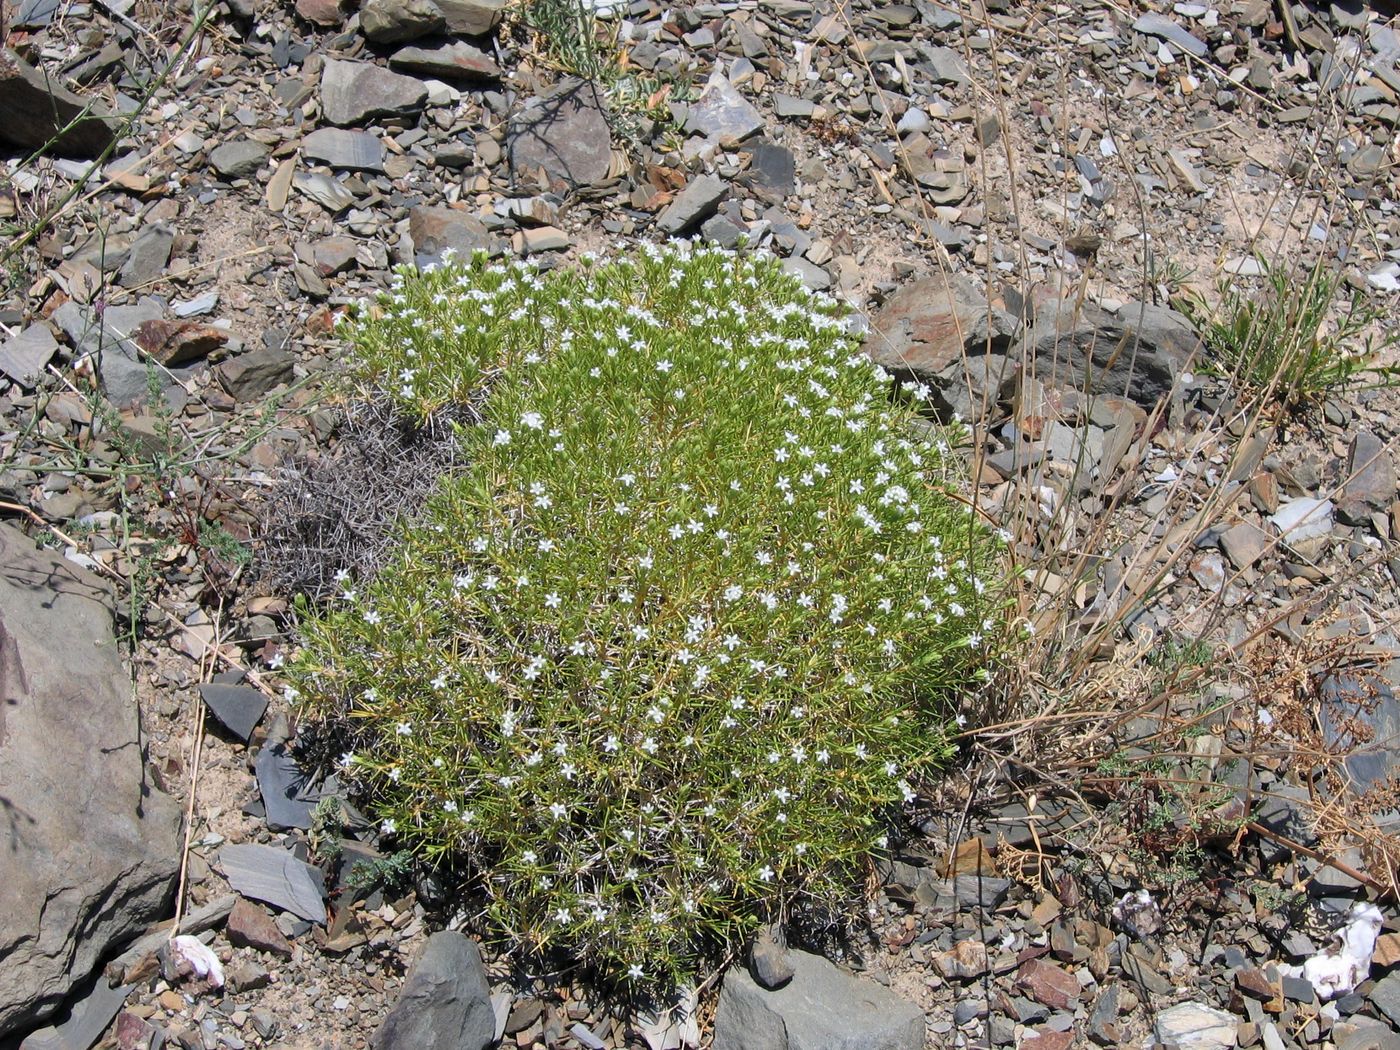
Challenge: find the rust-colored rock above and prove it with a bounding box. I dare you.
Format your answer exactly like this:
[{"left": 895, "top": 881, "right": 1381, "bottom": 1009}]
[
  {"left": 934, "top": 939, "right": 990, "bottom": 980},
  {"left": 295, "top": 0, "right": 345, "bottom": 25},
  {"left": 131, "top": 319, "right": 227, "bottom": 366},
  {"left": 227, "top": 898, "right": 294, "bottom": 958},
  {"left": 865, "top": 272, "right": 1018, "bottom": 378},
  {"left": 1016, "top": 958, "right": 1082, "bottom": 1010}
]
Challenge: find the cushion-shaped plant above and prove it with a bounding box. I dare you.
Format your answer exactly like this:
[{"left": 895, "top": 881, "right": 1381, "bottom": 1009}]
[{"left": 291, "top": 244, "right": 1003, "bottom": 987}]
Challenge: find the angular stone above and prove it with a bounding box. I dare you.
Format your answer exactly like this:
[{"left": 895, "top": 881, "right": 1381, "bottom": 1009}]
[
  {"left": 314, "top": 236, "right": 361, "bottom": 276},
  {"left": 743, "top": 141, "right": 795, "bottom": 197},
  {"left": 1016, "top": 959, "right": 1082, "bottom": 1010},
  {"left": 713, "top": 950, "right": 923, "bottom": 1050},
  {"left": 1339, "top": 430, "right": 1396, "bottom": 523},
  {"left": 293, "top": 171, "right": 357, "bottom": 212},
  {"left": 17, "top": 978, "right": 132, "bottom": 1050},
  {"left": 295, "top": 0, "right": 344, "bottom": 25},
  {"left": 0, "top": 48, "right": 117, "bottom": 157},
  {"left": 1012, "top": 298, "right": 1199, "bottom": 408},
  {"left": 508, "top": 78, "right": 611, "bottom": 190},
  {"left": 437, "top": 0, "right": 506, "bottom": 34},
  {"left": 389, "top": 39, "right": 501, "bottom": 81},
  {"left": 1152, "top": 1001, "right": 1239, "bottom": 1049},
  {"left": 657, "top": 173, "right": 727, "bottom": 234},
  {"left": 360, "top": 0, "right": 444, "bottom": 43},
  {"left": 750, "top": 925, "right": 794, "bottom": 989},
  {"left": 1219, "top": 521, "right": 1269, "bottom": 570},
  {"left": 217, "top": 844, "right": 326, "bottom": 923},
  {"left": 0, "top": 323, "right": 59, "bottom": 387},
  {"left": 118, "top": 223, "right": 174, "bottom": 289},
  {"left": 409, "top": 204, "right": 491, "bottom": 265},
  {"left": 1133, "top": 12, "right": 1208, "bottom": 56},
  {"left": 303, "top": 128, "right": 384, "bottom": 172},
  {"left": 198, "top": 682, "right": 268, "bottom": 742},
  {"left": 227, "top": 898, "right": 294, "bottom": 958},
  {"left": 1319, "top": 672, "right": 1400, "bottom": 793},
  {"left": 255, "top": 739, "right": 319, "bottom": 830},
  {"left": 0, "top": 524, "right": 181, "bottom": 1037},
  {"left": 131, "top": 319, "right": 227, "bottom": 367},
  {"left": 217, "top": 348, "right": 295, "bottom": 401},
  {"left": 685, "top": 69, "right": 765, "bottom": 145},
  {"left": 208, "top": 139, "right": 269, "bottom": 179},
  {"left": 934, "top": 939, "right": 990, "bottom": 980},
  {"left": 866, "top": 273, "right": 1018, "bottom": 379},
  {"left": 52, "top": 297, "right": 167, "bottom": 408},
  {"left": 371, "top": 932, "right": 495, "bottom": 1050},
  {"left": 320, "top": 58, "right": 428, "bottom": 126}
]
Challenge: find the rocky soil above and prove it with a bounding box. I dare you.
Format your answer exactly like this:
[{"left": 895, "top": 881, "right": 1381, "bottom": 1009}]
[{"left": 2, "top": 0, "right": 1400, "bottom": 1047}]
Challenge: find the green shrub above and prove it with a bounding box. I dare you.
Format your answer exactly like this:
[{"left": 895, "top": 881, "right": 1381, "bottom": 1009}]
[
  {"left": 291, "top": 245, "right": 1005, "bottom": 988},
  {"left": 1178, "top": 254, "right": 1398, "bottom": 411}
]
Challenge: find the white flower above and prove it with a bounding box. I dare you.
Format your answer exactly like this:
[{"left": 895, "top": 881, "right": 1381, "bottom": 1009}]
[
  {"left": 550, "top": 802, "right": 567, "bottom": 819},
  {"left": 381, "top": 819, "right": 396, "bottom": 834},
  {"left": 544, "top": 591, "right": 561, "bottom": 608},
  {"left": 493, "top": 429, "right": 511, "bottom": 446},
  {"left": 757, "top": 865, "right": 774, "bottom": 882},
  {"left": 627, "top": 963, "right": 644, "bottom": 980},
  {"left": 396, "top": 721, "right": 412, "bottom": 736},
  {"left": 520, "top": 410, "right": 544, "bottom": 430},
  {"left": 363, "top": 610, "right": 381, "bottom": 625}
]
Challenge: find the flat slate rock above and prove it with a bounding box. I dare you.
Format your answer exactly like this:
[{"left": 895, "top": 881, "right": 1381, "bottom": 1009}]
[
  {"left": 218, "top": 843, "right": 326, "bottom": 923},
  {"left": 302, "top": 128, "right": 385, "bottom": 171},
  {"left": 320, "top": 58, "right": 428, "bottom": 126},
  {"left": 199, "top": 683, "right": 268, "bottom": 742},
  {"left": 657, "top": 173, "right": 727, "bottom": 234},
  {"left": 208, "top": 139, "right": 269, "bottom": 179},
  {"left": 1133, "top": 12, "right": 1208, "bottom": 56},
  {"left": 713, "top": 950, "right": 923, "bottom": 1050},
  {"left": 685, "top": 70, "right": 765, "bottom": 144},
  {"left": 389, "top": 39, "right": 501, "bottom": 81},
  {"left": 371, "top": 932, "right": 496, "bottom": 1050},
  {"left": 508, "top": 78, "right": 612, "bottom": 190},
  {"left": 255, "top": 740, "right": 319, "bottom": 829},
  {"left": 409, "top": 204, "right": 493, "bottom": 265},
  {"left": 17, "top": 979, "right": 132, "bottom": 1050},
  {"left": 0, "top": 323, "right": 59, "bottom": 387},
  {"left": 0, "top": 47, "right": 117, "bottom": 157},
  {"left": 0, "top": 524, "right": 181, "bottom": 1037}
]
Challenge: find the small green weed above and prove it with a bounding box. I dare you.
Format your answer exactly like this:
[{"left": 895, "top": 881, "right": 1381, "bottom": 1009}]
[
  {"left": 292, "top": 245, "right": 1009, "bottom": 990},
  {"left": 1179, "top": 254, "right": 1399, "bottom": 411}
]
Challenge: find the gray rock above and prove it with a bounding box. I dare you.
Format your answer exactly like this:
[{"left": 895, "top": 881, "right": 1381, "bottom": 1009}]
[
  {"left": 118, "top": 223, "right": 174, "bottom": 289},
  {"left": 713, "top": 950, "right": 924, "bottom": 1050},
  {"left": 16, "top": 978, "right": 132, "bottom": 1050},
  {"left": 915, "top": 874, "right": 1012, "bottom": 911},
  {"left": 750, "top": 926, "right": 795, "bottom": 989},
  {"left": 1133, "top": 12, "right": 1208, "bottom": 57},
  {"left": 256, "top": 740, "right": 319, "bottom": 829},
  {"left": 389, "top": 39, "right": 501, "bottom": 81},
  {"left": 1338, "top": 430, "right": 1396, "bottom": 524},
  {"left": 1219, "top": 521, "right": 1269, "bottom": 570},
  {"left": 0, "top": 323, "right": 59, "bottom": 387},
  {"left": 921, "top": 44, "right": 970, "bottom": 84},
  {"left": 320, "top": 58, "right": 428, "bottom": 126},
  {"left": 218, "top": 844, "right": 326, "bottom": 923},
  {"left": 303, "top": 128, "right": 385, "bottom": 171},
  {"left": 773, "top": 94, "right": 815, "bottom": 119},
  {"left": 0, "top": 524, "right": 181, "bottom": 1038},
  {"left": 1319, "top": 672, "right": 1400, "bottom": 793},
  {"left": 208, "top": 139, "right": 269, "bottom": 179},
  {"left": 657, "top": 174, "right": 727, "bottom": 234},
  {"left": 52, "top": 297, "right": 168, "bottom": 408},
  {"left": 866, "top": 273, "right": 1018, "bottom": 379},
  {"left": 685, "top": 70, "right": 765, "bottom": 144},
  {"left": 1012, "top": 298, "right": 1198, "bottom": 408},
  {"left": 293, "top": 171, "right": 358, "bottom": 212},
  {"left": 409, "top": 204, "right": 492, "bottom": 265},
  {"left": 371, "top": 932, "right": 495, "bottom": 1050},
  {"left": 0, "top": 48, "right": 117, "bottom": 157},
  {"left": 199, "top": 683, "right": 268, "bottom": 742},
  {"left": 436, "top": 0, "right": 506, "bottom": 34},
  {"left": 1336, "top": 1017, "right": 1400, "bottom": 1050},
  {"left": 781, "top": 257, "right": 831, "bottom": 291},
  {"left": 360, "top": 0, "right": 445, "bottom": 43},
  {"left": 217, "top": 349, "right": 294, "bottom": 400},
  {"left": 743, "top": 141, "right": 795, "bottom": 198},
  {"left": 508, "top": 78, "right": 612, "bottom": 190},
  {"left": 1151, "top": 1002, "right": 1238, "bottom": 1050}
]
